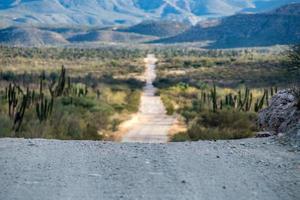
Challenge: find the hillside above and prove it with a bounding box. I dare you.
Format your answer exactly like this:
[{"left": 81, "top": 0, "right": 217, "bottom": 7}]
[
  {"left": 117, "top": 21, "right": 190, "bottom": 37},
  {"left": 68, "top": 30, "right": 156, "bottom": 43},
  {"left": 0, "top": 27, "right": 69, "bottom": 46},
  {"left": 153, "top": 3, "right": 300, "bottom": 48},
  {"left": 0, "top": 0, "right": 299, "bottom": 27}
]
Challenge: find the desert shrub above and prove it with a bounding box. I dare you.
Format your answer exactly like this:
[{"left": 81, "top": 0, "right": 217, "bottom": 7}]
[
  {"left": 61, "top": 97, "right": 96, "bottom": 109},
  {"left": 187, "top": 110, "right": 257, "bottom": 140},
  {"left": 161, "top": 96, "right": 175, "bottom": 115},
  {"left": 125, "top": 90, "right": 141, "bottom": 112},
  {"left": 172, "top": 132, "right": 191, "bottom": 142},
  {"left": 0, "top": 115, "right": 12, "bottom": 137}
]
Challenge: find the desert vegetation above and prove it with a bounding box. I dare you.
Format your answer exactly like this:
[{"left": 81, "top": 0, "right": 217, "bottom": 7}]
[
  {"left": 0, "top": 46, "right": 145, "bottom": 140},
  {"left": 154, "top": 47, "right": 299, "bottom": 141}
]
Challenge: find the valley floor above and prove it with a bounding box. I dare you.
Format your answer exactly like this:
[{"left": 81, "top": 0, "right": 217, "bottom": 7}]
[{"left": 0, "top": 138, "right": 299, "bottom": 200}]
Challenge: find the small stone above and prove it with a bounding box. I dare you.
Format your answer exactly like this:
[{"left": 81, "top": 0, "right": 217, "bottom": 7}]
[
  {"left": 181, "top": 180, "right": 186, "bottom": 184},
  {"left": 222, "top": 186, "right": 226, "bottom": 189},
  {"left": 255, "top": 132, "right": 272, "bottom": 138},
  {"left": 216, "top": 155, "right": 220, "bottom": 158}
]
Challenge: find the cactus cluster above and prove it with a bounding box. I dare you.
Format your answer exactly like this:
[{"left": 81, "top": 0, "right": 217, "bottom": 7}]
[
  {"left": 237, "top": 88, "right": 253, "bottom": 112},
  {"left": 3, "top": 84, "right": 32, "bottom": 132},
  {"left": 70, "top": 85, "right": 88, "bottom": 97},
  {"left": 193, "top": 85, "right": 279, "bottom": 113},
  {"left": 7, "top": 84, "right": 19, "bottom": 118},
  {"left": 36, "top": 94, "right": 53, "bottom": 122},
  {"left": 49, "top": 65, "right": 67, "bottom": 98},
  {"left": 13, "top": 90, "right": 30, "bottom": 132}
]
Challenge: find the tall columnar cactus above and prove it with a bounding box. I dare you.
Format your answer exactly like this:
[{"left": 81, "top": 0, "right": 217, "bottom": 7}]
[
  {"left": 96, "top": 89, "right": 101, "bottom": 100},
  {"left": 245, "top": 93, "right": 253, "bottom": 111},
  {"left": 4, "top": 87, "right": 8, "bottom": 100},
  {"left": 210, "top": 84, "right": 218, "bottom": 112},
  {"left": 275, "top": 86, "right": 278, "bottom": 94},
  {"left": 56, "top": 65, "right": 66, "bottom": 96},
  {"left": 84, "top": 85, "right": 88, "bottom": 96},
  {"left": 219, "top": 99, "right": 223, "bottom": 110},
  {"left": 254, "top": 90, "right": 266, "bottom": 112},
  {"left": 8, "top": 84, "right": 18, "bottom": 118},
  {"left": 39, "top": 78, "right": 43, "bottom": 96},
  {"left": 13, "top": 91, "right": 29, "bottom": 132},
  {"left": 265, "top": 89, "right": 269, "bottom": 106},
  {"left": 270, "top": 87, "right": 274, "bottom": 96}
]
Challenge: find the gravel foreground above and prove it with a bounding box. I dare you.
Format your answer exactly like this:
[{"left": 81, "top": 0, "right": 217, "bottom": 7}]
[{"left": 0, "top": 138, "right": 299, "bottom": 200}]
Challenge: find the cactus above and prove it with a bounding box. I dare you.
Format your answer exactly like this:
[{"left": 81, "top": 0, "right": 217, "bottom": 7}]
[
  {"left": 224, "top": 93, "right": 235, "bottom": 108},
  {"left": 4, "top": 87, "right": 8, "bottom": 100},
  {"left": 265, "top": 89, "right": 269, "bottom": 106},
  {"left": 237, "top": 87, "right": 252, "bottom": 111},
  {"left": 96, "top": 89, "right": 101, "bottom": 99},
  {"left": 8, "top": 84, "right": 18, "bottom": 118},
  {"left": 36, "top": 93, "right": 54, "bottom": 122},
  {"left": 220, "top": 99, "right": 223, "bottom": 110},
  {"left": 270, "top": 87, "right": 274, "bottom": 96},
  {"left": 84, "top": 85, "right": 88, "bottom": 96},
  {"left": 210, "top": 84, "right": 218, "bottom": 112},
  {"left": 245, "top": 93, "right": 253, "bottom": 111},
  {"left": 48, "top": 65, "right": 66, "bottom": 98},
  {"left": 254, "top": 90, "right": 266, "bottom": 112},
  {"left": 13, "top": 91, "right": 29, "bottom": 132},
  {"left": 39, "top": 78, "right": 43, "bottom": 95}
]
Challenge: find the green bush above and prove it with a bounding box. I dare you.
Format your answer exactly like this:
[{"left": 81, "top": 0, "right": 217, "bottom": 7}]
[
  {"left": 187, "top": 110, "right": 257, "bottom": 140},
  {"left": 0, "top": 115, "right": 13, "bottom": 137},
  {"left": 125, "top": 91, "right": 141, "bottom": 112},
  {"left": 172, "top": 132, "right": 191, "bottom": 142},
  {"left": 61, "top": 97, "right": 96, "bottom": 109},
  {"left": 161, "top": 96, "right": 175, "bottom": 115}
]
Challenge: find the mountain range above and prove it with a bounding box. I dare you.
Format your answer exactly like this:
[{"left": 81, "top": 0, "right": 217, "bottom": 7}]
[
  {"left": 1, "top": 0, "right": 300, "bottom": 27},
  {"left": 153, "top": 3, "right": 300, "bottom": 48},
  {"left": 0, "top": 2, "right": 299, "bottom": 48}
]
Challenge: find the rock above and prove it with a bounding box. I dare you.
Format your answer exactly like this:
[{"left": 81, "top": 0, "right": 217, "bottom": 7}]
[
  {"left": 258, "top": 89, "right": 300, "bottom": 147},
  {"left": 255, "top": 132, "right": 273, "bottom": 138}
]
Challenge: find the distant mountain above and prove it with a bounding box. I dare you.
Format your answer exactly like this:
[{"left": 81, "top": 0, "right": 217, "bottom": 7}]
[
  {"left": 68, "top": 30, "right": 157, "bottom": 43},
  {"left": 152, "top": 3, "right": 300, "bottom": 48},
  {"left": 0, "top": 0, "right": 299, "bottom": 27},
  {"left": 117, "top": 21, "right": 190, "bottom": 37},
  {"left": 0, "top": 27, "right": 68, "bottom": 46},
  {"left": 269, "top": 2, "right": 300, "bottom": 15}
]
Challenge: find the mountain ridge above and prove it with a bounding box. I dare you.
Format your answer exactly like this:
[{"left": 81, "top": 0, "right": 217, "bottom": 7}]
[
  {"left": 1, "top": 0, "right": 300, "bottom": 27},
  {"left": 151, "top": 3, "right": 300, "bottom": 48}
]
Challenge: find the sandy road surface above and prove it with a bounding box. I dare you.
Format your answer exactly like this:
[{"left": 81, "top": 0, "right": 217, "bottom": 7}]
[
  {"left": 122, "top": 54, "right": 175, "bottom": 143},
  {"left": 0, "top": 138, "right": 299, "bottom": 200}
]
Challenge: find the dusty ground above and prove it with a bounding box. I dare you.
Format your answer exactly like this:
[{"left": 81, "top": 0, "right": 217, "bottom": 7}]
[
  {"left": 121, "top": 54, "right": 175, "bottom": 143},
  {"left": 0, "top": 137, "right": 299, "bottom": 200}
]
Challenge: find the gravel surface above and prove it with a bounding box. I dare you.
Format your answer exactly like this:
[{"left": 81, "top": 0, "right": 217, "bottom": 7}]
[{"left": 0, "top": 137, "right": 299, "bottom": 200}]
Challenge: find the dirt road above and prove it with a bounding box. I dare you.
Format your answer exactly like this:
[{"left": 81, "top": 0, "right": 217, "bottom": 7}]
[
  {"left": 0, "top": 138, "right": 299, "bottom": 200},
  {"left": 121, "top": 54, "right": 175, "bottom": 143}
]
